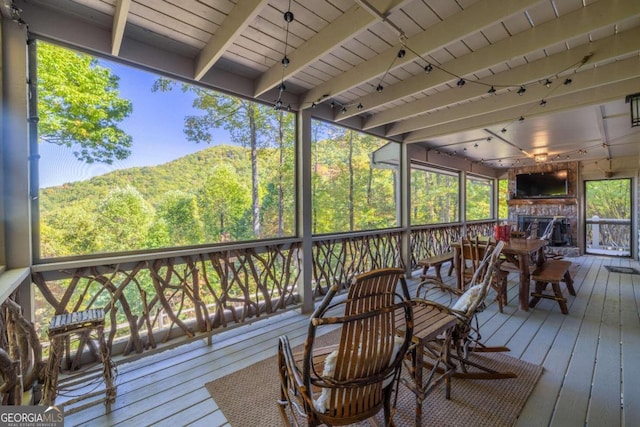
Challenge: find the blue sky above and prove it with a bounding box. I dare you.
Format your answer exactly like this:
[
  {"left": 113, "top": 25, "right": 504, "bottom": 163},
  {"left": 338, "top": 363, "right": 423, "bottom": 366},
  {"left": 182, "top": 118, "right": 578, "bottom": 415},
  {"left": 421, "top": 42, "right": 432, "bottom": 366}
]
[{"left": 39, "top": 58, "right": 230, "bottom": 188}]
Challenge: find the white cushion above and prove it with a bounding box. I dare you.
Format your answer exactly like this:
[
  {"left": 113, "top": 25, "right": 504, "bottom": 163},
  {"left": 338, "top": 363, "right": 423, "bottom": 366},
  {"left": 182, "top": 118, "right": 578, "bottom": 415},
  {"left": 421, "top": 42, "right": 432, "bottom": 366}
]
[{"left": 452, "top": 284, "right": 482, "bottom": 312}]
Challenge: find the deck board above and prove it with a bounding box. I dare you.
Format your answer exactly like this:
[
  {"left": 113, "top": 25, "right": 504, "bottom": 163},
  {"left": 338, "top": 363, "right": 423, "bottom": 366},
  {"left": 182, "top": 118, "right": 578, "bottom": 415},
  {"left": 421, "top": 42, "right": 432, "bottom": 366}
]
[{"left": 58, "top": 255, "right": 640, "bottom": 427}]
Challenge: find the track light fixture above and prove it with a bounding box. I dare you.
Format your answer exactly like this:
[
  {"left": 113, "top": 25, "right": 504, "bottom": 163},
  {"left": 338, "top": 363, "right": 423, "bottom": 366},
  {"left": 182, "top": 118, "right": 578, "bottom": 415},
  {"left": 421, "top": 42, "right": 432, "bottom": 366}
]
[
  {"left": 487, "top": 86, "right": 496, "bottom": 95},
  {"left": 501, "top": 128, "right": 507, "bottom": 133},
  {"left": 424, "top": 63, "right": 433, "bottom": 73},
  {"left": 456, "top": 78, "right": 465, "bottom": 87},
  {"left": 281, "top": 56, "right": 290, "bottom": 67},
  {"left": 357, "top": 103, "right": 363, "bottom": 110},
  {"left": 341, "top": 107, "right": 347, "bottom": 114},
  {"left": 519, "top": 116, "right": 525, "bottom": 121},
  {"left": 517, "top": 86, "right": 526, "bottom": 96},
  {"left": 330, "top": 101, "right": 335, "bottom": 108},
  {"left": 564, "top": 78, "right": 572, "bottom": 85},
  {"left": 540, "top": 99, "right": 547, "bottom": 107},
  {"left": 376, "top": 84, "right": 384, "bottom": 92},
  {"left": 397, "top": 49, "right": 406, "bottom": 58},
  {"left": 544, "top": 79, "right": 552, "bottom": 88}
]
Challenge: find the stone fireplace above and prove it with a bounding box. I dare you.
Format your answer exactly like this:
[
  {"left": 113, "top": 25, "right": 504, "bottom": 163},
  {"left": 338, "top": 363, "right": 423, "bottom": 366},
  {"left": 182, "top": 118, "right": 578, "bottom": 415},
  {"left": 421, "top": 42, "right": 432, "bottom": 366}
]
[{"left": 507, "top": 161, "right": 580, "bottom": 256}]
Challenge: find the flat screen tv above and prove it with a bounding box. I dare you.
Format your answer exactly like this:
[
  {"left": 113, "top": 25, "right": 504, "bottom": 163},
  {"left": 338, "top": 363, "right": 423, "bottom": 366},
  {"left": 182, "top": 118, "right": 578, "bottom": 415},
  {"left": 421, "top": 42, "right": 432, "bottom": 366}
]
[{"left": 515, "top": 170, "right": 568, "bottom": 198}]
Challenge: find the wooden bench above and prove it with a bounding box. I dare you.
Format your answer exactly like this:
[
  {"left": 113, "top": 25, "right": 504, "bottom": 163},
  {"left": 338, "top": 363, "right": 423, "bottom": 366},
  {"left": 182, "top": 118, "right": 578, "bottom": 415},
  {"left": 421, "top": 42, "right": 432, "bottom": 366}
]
[
  {"left": 529, "top": 260, "right": 576, "bottom": 314},
  {"left": 417, "top": 251, "right": 454, "bottom": 281}
]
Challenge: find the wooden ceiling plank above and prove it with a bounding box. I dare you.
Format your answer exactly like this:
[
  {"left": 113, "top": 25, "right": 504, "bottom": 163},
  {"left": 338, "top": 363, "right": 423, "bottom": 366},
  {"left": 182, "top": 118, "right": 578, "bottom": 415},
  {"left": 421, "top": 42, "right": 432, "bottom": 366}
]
[
  {"left": 253, "top": 0, "right": 407, "bottom": 98},
  {"left": 194, "top": 0, "right": 269, "bottom": 81},
  {"left": 372, "top": 26, "right": 640, "bottom": 133},
  {"left": 404, "top": 76, "right": 640, "bottom": 143},
  {"left": 350, "top": 0, "right": 640, "bottom": 123},
  {"left": 300, "top": 0, "right": 542, "bottom": 107},
  {"left": 392, "top": 56, "right": 640, "bottom": 138},
  {"left": 112, "top": 0, "right": 131, "bottom": 56}
]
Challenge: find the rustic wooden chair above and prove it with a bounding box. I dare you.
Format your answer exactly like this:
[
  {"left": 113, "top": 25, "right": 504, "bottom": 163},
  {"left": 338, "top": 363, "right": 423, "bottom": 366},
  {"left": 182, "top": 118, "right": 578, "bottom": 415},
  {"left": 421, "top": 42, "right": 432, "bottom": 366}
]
[
  {"left": 460, "top": 236, "right": 509, "bottom": 312},
  {"left": 415, "top": 240, "right": 516, "bottom": 379},
  {"left": 277, "top": 268, "right": 414, "bottom": 426},
  {"left": 540, "top": 217, "right": 565, "bottom": 260},
  {"left": 460, "top": 236, "right": 489, "bottom": 287}
]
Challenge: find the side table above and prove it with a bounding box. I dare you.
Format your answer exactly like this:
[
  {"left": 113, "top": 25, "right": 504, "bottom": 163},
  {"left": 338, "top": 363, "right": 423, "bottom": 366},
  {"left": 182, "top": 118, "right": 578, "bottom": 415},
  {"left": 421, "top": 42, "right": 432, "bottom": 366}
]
[{"left": 41, "top": 308, "right": 116, "bottom": 413}]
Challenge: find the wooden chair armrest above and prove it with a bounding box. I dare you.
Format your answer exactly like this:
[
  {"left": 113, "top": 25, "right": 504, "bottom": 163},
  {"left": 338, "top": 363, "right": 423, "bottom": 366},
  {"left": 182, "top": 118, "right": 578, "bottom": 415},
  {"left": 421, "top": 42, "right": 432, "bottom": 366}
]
[
  {"left": 416, "top": 277, "right": 464, "bottom": 303},
  {"left": 412, "top": 298, "right": 466, "bottom": 323}
]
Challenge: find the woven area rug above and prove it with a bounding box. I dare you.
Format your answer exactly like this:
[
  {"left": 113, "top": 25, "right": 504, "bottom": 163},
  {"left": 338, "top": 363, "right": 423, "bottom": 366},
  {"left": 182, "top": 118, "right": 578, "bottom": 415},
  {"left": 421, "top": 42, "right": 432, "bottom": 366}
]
[{"left": 206, "top": 331, "right": 543, "bottom": 427}]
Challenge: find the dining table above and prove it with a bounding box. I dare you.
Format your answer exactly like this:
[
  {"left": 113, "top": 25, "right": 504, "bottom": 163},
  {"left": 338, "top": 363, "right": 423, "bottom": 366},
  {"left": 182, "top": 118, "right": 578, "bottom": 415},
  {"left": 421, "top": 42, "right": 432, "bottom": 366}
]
[{"left": 452, "top": 238, "right": 548, "bottom": 311}]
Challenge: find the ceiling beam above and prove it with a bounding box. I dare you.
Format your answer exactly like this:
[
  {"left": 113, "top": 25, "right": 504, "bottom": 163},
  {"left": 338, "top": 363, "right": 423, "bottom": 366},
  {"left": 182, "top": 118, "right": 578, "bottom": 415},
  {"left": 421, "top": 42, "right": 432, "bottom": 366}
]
[
  {"left": 594, "top": 106, "right": 612, "bottom": 160},
  {"left": 253, "top": 0, "right": 408, "bottom": 98},
  {"left": 111, "top": 0, "right": 131, "bottom": 56},
  {"left": 338, "top": 0, "right": 640, "bottom": 122},
  {"left": 194, "top": 0, "right": 269, "bottom": 81},
  {"left": 299, "top": 0, "right": 541, "bottom": 108},
  {"left": 381, "top": 27, "right": 640, "bottom": 135},
  {"left": 404, "top": 76, "right": 640, "bottom": 143}
]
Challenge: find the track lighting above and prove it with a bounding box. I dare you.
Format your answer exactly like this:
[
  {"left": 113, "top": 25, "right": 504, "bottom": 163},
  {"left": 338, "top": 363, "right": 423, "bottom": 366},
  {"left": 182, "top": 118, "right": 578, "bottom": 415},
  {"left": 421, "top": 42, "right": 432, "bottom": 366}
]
[
  {"left": 564, "top": 78, "right": 572, "bottom": 85},
  {"left": 501, "top": 128, "right": 507, "bottom": 133},
  {"left": 281, "top": 56, "right": 290, "bottom": 67},
  {"left": 517, "top": 86, "right": 526, "bottom": 96},
  {"left": 357, "top": 103, "right": 363, "bottom": 110},
  {"left": 487, "top": 86, "right": 496, "bottom": 95},
  {"left": 278, "top": 83, "right": 286, "bottom": 92},
  {"left": 540, "top": 99, "right": 547, "bottom": 107},
  {"left": 376, "top": 84, "right": 384, "bottom": 92},
  {"left": 519, "top": 116, "right": 525, "bottom": 121},
  {"left": 283, "top": 11, "right": 294, "bottom": 22},
  {"left": 311, "top": 102, "right": 317, "bottom": 108},
  {"left": 456, "top": 78, "right": 465, "bottom": 87},
  {"left": 397, "top": 49, "right": 406, "bottom": 58},
  {"left": 544, "top": 79, "right": 552, "bottom": 88},
  {"left": 330, "top": 101, "right": 335, "bottom": 109},
  {"left": 424, "top": 63, "right": 433, "bottom": 73},
  {"left": 341, "top": 107, "right": 347, "bottom": 114}
]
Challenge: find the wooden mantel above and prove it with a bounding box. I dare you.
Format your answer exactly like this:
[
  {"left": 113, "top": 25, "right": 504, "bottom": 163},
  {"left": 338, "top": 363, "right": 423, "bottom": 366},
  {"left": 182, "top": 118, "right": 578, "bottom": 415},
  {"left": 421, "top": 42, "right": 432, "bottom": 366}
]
[{"left": 508, "top": 197, "right": 578, "bottom": 206}]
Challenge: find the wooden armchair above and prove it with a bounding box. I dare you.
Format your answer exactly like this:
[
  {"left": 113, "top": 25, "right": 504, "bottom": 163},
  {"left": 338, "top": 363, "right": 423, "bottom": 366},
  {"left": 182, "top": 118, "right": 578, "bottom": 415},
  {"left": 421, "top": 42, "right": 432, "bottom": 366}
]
[
  {"left": 277, "top": 268, "right": 414, "bottom": 426},
  {"left": 415, "top": 240, "right": 516, "bottom": 379}
]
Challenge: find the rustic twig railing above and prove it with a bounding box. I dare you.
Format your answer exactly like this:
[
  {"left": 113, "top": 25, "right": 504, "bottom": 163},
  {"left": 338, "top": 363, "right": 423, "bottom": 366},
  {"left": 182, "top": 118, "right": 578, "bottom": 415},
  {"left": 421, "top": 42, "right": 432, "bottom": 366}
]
[
  {"left": 409, "top": 221, "right": 495, "bottom": 270},
  {"left": 32, "top": 242, "right": 302, "bottom": 361},
  {"left": 311, "top": 230, "right": 404, "bottom": 295},
  {"left": 28, "top": 223, "right": 496, "bottom": 367}
]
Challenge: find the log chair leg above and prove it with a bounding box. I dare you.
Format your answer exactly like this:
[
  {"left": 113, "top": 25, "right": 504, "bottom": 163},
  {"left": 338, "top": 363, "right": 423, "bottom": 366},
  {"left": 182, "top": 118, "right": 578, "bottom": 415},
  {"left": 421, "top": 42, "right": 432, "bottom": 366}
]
[
  {"left": 551, "top": 282, "right": 569, "bottom": 314},
  {"left": 529, "top": 281, "right": 546, "bottom": 308},
  {"left": 564, "top": 271, "right": 576, "bottom": 296}
]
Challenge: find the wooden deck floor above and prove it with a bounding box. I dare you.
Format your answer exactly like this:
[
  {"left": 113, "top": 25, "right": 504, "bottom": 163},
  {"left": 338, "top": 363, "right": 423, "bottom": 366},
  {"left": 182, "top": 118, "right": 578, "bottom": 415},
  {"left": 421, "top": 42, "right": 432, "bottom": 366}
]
[{"left": 60, "top": 255, "right": 640, "bottom": 427}]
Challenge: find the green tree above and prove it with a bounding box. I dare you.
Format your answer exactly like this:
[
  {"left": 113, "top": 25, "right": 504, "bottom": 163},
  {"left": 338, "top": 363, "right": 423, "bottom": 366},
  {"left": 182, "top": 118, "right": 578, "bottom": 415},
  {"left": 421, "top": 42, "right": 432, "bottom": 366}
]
[
  {"left": 37, "top": 41, "right": 133, "bottom": 164},
  {"left": 197, "top": 165, "right": 251, "bottom": 241},
  {"left": 94, "top": 186, "right": 154, "bottom": 252},
  {"left": 156, "top": 191, "right": 204, "bottom": 245},
  {"left": 153, "top": 79, "right": 274, "bottom": 239}
]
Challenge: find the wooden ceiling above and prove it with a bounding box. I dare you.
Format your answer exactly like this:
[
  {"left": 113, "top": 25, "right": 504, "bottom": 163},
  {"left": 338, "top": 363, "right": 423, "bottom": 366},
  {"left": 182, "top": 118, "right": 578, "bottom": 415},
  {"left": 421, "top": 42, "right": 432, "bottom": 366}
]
[{"left": 9, "top": 0, "right": 640, "bottom": 169}]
